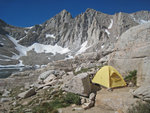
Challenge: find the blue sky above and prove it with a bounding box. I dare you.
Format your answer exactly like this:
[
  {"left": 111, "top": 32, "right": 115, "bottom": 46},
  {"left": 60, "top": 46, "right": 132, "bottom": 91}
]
[{"left": 0, "top": 0, "right": 150, "bottom": 27}]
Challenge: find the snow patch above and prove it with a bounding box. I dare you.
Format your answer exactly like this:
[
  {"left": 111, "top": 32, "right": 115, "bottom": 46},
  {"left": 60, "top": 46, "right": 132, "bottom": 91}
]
[
  {"left": 139, "top": 20, "right": 150, "bottom": 24},
  {"left": 105, "top": 29, "right": 110, "bottom": 35},
  {"left": 7, "top": 35, "right": 70, "bottom": 58},
  {"left": 105, "top": 19, "right": 113, "bottom": 36},
  {"left": 35, "top": 65, "right": 40, "bottom": 69},
  {"left": 45, "top": 34, "right": 55, "bottom": 39},
  {"left": 28, "top": 43, "right": 70, "bottom": 55},
  {"left": 131, "top": 15, "right": 150, "bottom": 24},
  {"left": 35, "top": 64, "right": 46, "bottom": 69},
  {"left": 0, "top": 42, "right": 4, "bottom": 46},
  {"left": 25, "top": 26, "right": 34, "bottom": 29},
  {"left": 18, "top": 60, "right": 24, "bottom": 67},
  {"left": 0, "top": 54, "right": 12, "bottom": 59},
  {"left": 76, "top": 41, "right": 90, "bottom": 55},
  {"left": 101, "top": 45, "right": 104, "bottom": 49},
  {"left": 17, "top": 36, "right": 26, "bottom": 42},
  {"left": 0, "top": 59, "right": 11, "bottom": 61},
  {"left": 0, "top": 65, "right": 20, "bottom": 68},
  {"left": 0, "top": 53, "right": 20, "bottom": 61},
  {"left": 4, "top": 35, "right": 70, "bottom": 68},
  {"left": 65, "top": 54, "right": 74, "bottom": 60},
  {"left": 41, "top": 65, "right": 46, "bottom": 68},
  {"left": 24, "top": 30, "right": 28, "bottom": 34},
  {"left": 108, "top": 19, "right": 113, "bottom": 29},
  {"left": 0, "top": 60, "right": 24, "bottom": 68},
  {"left": 116, "top": 36, "right": 119, "bottom": 40},
  {"left": 7, "top": 35, "right": 29, "bottom": 57}
]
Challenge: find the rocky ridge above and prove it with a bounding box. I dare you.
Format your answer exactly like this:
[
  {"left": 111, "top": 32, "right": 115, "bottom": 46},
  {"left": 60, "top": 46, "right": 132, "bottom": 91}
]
[{"left": 0, "top": 9, "right": 150, "bottom": 67}]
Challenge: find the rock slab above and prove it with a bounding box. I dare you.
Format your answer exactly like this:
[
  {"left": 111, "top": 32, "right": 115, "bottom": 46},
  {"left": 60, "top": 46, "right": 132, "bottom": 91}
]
[
  {"left": 63, "top": 73, "right": 91, "bottom": 96},
  {"left": 38, "top": 70, "right": 55, "bottom": 81},
  {"left": 95, "top": 88, "right": 138, "bottom": 112},
  {"left": 133, "top": 85, "right": 150, "bottom": 101},
  {"left": 18, "top": 88, "right": 36, "bottom": 99}
]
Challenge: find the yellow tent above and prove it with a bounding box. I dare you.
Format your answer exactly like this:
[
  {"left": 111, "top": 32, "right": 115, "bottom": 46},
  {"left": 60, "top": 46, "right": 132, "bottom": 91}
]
[{"left": 92, "top": 66, "right": 126, "bottom": 88}]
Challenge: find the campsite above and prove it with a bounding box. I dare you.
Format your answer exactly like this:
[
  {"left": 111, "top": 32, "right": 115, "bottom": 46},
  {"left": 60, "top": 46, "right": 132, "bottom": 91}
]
[
  {"left": 92, "top": 66, "right": 126, "bottom": 88},
  {"left": 0, "top": 59, "right": 144, "bottom": 113},
  {"left": 1, "top": 1, "right": 150, "bottom": 112}
]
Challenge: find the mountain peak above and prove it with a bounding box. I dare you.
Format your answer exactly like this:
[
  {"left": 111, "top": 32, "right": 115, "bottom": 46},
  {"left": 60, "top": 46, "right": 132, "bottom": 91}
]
[
  {"left": 85, "top": 8, "right": 105, "bottom": 15},
  {"left": 85, "top": 8, "right": 97, "bottom": 13},
  {"left": 57, "top": 9, "right": 72, "bottom": 18},
  {"left": 61, "top": 9, "right": 68, "bottom": 13},
  {"left": 59, "top": 9, "right": 70, "bottom": 15}
]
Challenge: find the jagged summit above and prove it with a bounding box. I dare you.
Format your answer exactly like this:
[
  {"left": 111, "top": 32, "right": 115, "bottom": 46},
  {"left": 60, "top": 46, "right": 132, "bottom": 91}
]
[
  {"left": 55, "top": 9, "right": 73, "bottom": 19},
  {"left": 61, "top": 9, "right": 69, "bottom": 14},
  {"left": 85, "top": 8, "right": 97, "bottom": 12},
  {"left": 85, "top": 8, "right": 107, "bottom": 15}
]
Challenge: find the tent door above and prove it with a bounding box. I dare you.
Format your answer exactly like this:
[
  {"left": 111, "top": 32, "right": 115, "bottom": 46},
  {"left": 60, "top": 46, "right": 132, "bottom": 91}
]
[{"left": 110, "top": 73, "right": 121, "bottom": 87}]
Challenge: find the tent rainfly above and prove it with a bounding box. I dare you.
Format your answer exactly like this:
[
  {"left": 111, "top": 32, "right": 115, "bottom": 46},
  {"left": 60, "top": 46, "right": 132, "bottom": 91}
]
[{"left": 92, "top": 66, "right": 126, "bottom": 88}]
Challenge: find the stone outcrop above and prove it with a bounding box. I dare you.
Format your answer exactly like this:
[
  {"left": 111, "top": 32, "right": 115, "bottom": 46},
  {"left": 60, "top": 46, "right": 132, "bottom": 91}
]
[
  {"left": 63, "top": 73, "right": 92, "bottom": 96},
  {"left": 82, "top": 92, "right": 96, "bottom": 109},
  {"left": 109, "top": 23, "right": 150, "bottom": 86},
  {"left": 95, "top": 88, "right": 138, "bottom": 112},
  {"left": 43, "top": 74, "right": 56, "bottom": 84},
  {"left": 38, "top": 70, "right": 55, "bottom": 82},
  {"left": 2, "top": 89, "right": 10, "bottom": 97},
  {"left": 0, "top": 97, "right": 12, "bottom": 103},
  {"left": 82, "top": 100, "right": 95, "bottom": 110},
  {"left": 89, "top": 92, "right": 96, "bottom": 101},
  {"left": 106, "top": 16, "right": 150, "bottom": 103},
  {"left": 133, "top": 85, "right": 150, "bottom": 101},
  {"left": 18, "top": 88, "right": 36, "bottom": 99}
]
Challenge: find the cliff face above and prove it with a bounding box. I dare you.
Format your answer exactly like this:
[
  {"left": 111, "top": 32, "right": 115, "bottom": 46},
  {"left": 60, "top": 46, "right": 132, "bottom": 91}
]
[
  {"left": 109, "top": 23, "right": 150, "bottom": 86},
  {"left": 0, "top": 9, "right": 150, "bottom": 66}
]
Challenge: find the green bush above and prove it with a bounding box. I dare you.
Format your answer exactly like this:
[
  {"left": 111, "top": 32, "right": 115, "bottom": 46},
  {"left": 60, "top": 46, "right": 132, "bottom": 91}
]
[
  {"left": 49, "top": 98, "right": 69, "bottom": 109},
  {"left": 128, "top": 101, "right": 150, "bottom": 113},
  {"left": 124, "top": 70, "right": 137, "bottom": 86},
  {"left": 32, "top": 102, "right": 58, "bottom": 113},
  {"left": 32, "top": 92, "right": 80, "bottom": 113},
  {"left": 50, "top": 92, "right": 81, "bottom": 108},
  {"left": 64, "top": 92, "right": 81, "bottom": 105}
]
